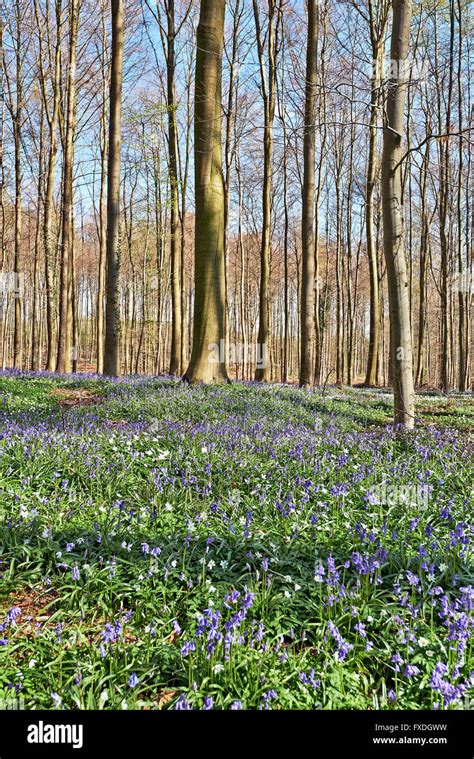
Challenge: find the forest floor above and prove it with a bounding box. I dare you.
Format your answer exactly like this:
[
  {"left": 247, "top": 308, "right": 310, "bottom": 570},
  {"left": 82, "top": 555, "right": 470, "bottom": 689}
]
[{"left": 0, "top": 370, "right": 472, "bottom": 710}]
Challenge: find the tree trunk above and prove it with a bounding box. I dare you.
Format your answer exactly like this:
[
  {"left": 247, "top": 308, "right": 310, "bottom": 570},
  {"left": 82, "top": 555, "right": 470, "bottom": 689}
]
[
  {"left": 97, "top": 9, "right": 108, "bottom": 374},
  {"left": 104, "top": 0, "right": 124, "bottom": 377},
  {"left": 415, "top": 137, "right": 430, "bottom": 386},
  {"left": 253, "top": 0, "right": 278, "bottom": 382},
  {"left": 381, "top": 0, "right": 415, "bottom": 428},
  {"left": 299, "top": 0, "right": 318, "bottom": 387},
  {"left": 167, "top": 0, "right": 181, "bottom": 376},
  {"left": 183, "top": 0, "right": 228, "bottom": 384},
  {"left": 31, "top": 107, "right": 44, "bottom": 370},
  {"left": 36, "top": 0, "right": 62, "bottom": 372},
  {"left": 56, "top": 0, "right": 79, "bottom": 373},
  {"left": 364, "top": 45, "right": 382, "bottom": 386}
]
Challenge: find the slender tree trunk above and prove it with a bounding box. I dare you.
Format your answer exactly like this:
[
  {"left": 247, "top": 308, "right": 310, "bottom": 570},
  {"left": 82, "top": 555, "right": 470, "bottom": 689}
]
[
  {"left": 36, "top": 0, "right": 62, "bottom": 372},
  {"left": 381, "top": 0, "right": 415, "bottom": 428},
  {"left": 335, "top": 172, "right": 342, "bottom": 384},
  {"left": 0, "top": 14, "right": 4, "bottom": 281},
  {"left": 5, "top": 0, "right": 24, "bottom": 368},
  {"left": 104, "top": 0, "right": 124, "bottom": 377},
  {"left": 253, "top": 0, "right": 278, "bottom": 381},
  {"left": 0, "top": 14, "right": 5, "bottom": 370},
  {"left": 178, "top": 47, "right": 193, "bottom": 373},
  {"left": 153, "top": 137, "right": 164, "bottom": 373},
  {"left": 31, "top": 108, "right": 44, "bottom": 370},
  {"left": 71, "top": 202, "right": 78, "bottom": 372},
  {"left": 223, "top": 1, "right": 241, "bottom": 368},
  {"left": 97, "top": 8, "right": 108, "bottom": 374},
  {"left": 12, "top": 1, "right": 22, "bottom": 368},
  {"left": 456, "top": 0, "right": 466, "bottom": 391},
  {"left": 300, "top": 0, "right": 318, "bottom": 387},
  {"left": 346, "top": 107, "right": 356, "bottom": 386},
  {"left": 56, "top": 0, "right": 79, "bottom": 373},
  {"left": 282, "top": 127, "right": 289, "bottom": 383},
  {"left": 438, "top": 1, "right": 455, "bottom": 393},
  {"left": 166, "top": 0, "right": 181, "bottom": 376},
  {"left": 415, "top": 137, "right": 430, "bottom": 386},
  {"left": 313, "top": 6, "right": 327, "bottom": 386},
  {"left": 364, "top": 45, "right": 383, "bottom": 385}
]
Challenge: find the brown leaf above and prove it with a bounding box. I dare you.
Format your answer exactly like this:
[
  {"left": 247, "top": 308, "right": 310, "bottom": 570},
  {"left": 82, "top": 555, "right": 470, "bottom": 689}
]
[
  {"left": 165, "top": 630, "right": 180, "bottom": 644},
  {"left": 155, "top": 690, "right": 177, "bottom": 709}
]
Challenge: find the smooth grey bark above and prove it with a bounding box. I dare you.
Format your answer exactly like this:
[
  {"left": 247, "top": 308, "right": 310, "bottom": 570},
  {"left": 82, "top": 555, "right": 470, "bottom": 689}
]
[
  {"left": 104, "top": 0, "right": 124, "bottom": 377},
  {"left": 381, "top": 0, "right": 415, "bottom": 428},
  {"left": 299, "top": 0, "right": 318, "bottom": 387},
  {"left": 56, "top": 0, "right": 79, "bottom": 373},
  {"left": 183, "top": 0, "right": 229, "bottom": 383}
]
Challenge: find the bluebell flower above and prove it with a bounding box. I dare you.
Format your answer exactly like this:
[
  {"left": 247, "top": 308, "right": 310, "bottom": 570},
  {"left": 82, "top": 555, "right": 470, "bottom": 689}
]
[
  {"left": 406, "top": 571, "right": 420, "bottom": 588},
  {"left": 181, "top": 641, "right": 196, "bottom": 656},
  {"left": 259, "top": 689, "right": 278, "bottom": 709},
  {"left": 172, "top": 620, "right": 181, "bottom": 635},
  {"left": 328, "top": 621, "right": 353, "bottom": 661},
  {"left": 391, "top": 653, "right": 404, "bottom": 672},
  {"left": 174, "top": 695, "right": 192, "bottom": 710},
  {"left": 354, "top": 622, "right": 366, "bottom": 638},
  {"left": 5, "top": 607, "right": 21, "bottom": 626}
]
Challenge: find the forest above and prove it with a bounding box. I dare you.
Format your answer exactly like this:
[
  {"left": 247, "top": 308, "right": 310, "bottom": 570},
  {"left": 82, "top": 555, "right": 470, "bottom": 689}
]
[
  {"left": 0, "top": 0, "right": 472, "bottom": 722},
  {"left": 0, "top": 0, "right": 472, "bottom": 406}
]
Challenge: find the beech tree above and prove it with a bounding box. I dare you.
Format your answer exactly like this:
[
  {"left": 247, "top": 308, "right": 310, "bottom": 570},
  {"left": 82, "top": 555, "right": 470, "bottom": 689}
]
[
  {"left": 183, "top": 0, "right": 228, "bottom": 383},
  {"left": 381, "top": 0, "right": 415, "bottom": 427},
  {"left": 252, "top": 0, "right": 281, "bottom": 382},
  {"left": 104, "top": 0, "right": 124, "bottom": 377},
  {"left": 299, "top": 0, "right": 318, "bottom": 387},
  {"left": 56, "top": 0, "right": 79, "bottom": 374}
]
